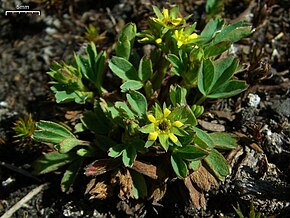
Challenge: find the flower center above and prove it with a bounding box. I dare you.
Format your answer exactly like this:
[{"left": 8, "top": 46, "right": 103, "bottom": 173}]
[{"left": 158, "top": 121, "right": 168, "bottom": 131}]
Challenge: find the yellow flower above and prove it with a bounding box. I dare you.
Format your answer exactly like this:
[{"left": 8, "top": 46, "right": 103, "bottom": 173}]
[
  {"left": 139, "top": 105, "right": 186, "bottom": 150},
  {"left": 155, "top": 38, "right": 162, "bottom": 44},
  {"left": 175, "top": 29, "right": 198, "bottom": 48},
  {"left": 151, "top": 8, "right": 185, "bottom": 29}
]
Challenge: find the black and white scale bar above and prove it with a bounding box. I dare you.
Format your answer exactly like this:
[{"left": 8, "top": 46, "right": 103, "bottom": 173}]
[{"left": 5, "top": 10, "right": 41, "bottom": 16}]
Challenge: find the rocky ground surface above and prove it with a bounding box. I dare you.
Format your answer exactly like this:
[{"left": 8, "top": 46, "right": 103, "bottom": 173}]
[{"left": 0, "top": 0, "right": 289, "bottom": 217}]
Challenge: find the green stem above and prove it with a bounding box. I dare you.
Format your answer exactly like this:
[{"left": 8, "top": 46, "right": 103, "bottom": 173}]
[
  {"left": 152, "top": 59, "right": 170, "bottom": 90},
  {"left": 195, "top": 95, "right": 207, "bottom": 105}
]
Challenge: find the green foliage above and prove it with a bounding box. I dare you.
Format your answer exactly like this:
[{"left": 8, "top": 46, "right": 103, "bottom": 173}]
[
  {"left": 84, "top": 24, "right": 106, "bottom": 44},
  {"left": 29, "top": 5, "right": 252, "bottom": 204},
  {"left": 13, "top": 114, "right": 35, "bottom": 143},
  {"left": 234, "top": 199, "right": 263, "bottom": 218}
]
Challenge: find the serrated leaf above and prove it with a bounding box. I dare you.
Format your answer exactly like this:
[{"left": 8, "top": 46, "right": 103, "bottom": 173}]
[
  {"left": 120, "top": 80, "right": 143, "bottom": 92},
  {"left": 130, "top": 170, "right": 148, "bottom": 199},
  {"left": 109, "top": 56, "right": 139, "bottom": 81},
  {"left": 33, "top": 151, "right": 78, "bottom": 175},
  {"left": 204, "top": 149, "right": 229, "bottom": 181},
  {"left": 209, "top": 132, "right": 238, "bottom": 150},
  {"left": 61, "top": 159, "right": 83, "bottom": 192},
  {"left": 171, "top": 153, "right": 188, "bottom": 178},
  {"left": 174, "top": 146, "right": 209, "bottom": 161},
  {"left": 126, "top": 90, "right": 147, "bottom": 116}
]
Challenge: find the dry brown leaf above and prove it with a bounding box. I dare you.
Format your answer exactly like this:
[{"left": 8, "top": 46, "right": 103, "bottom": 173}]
[
  {"left": 84, "top": 159, "right": 121, "bottom": 176},
  {"left": 89, "top": 181, "right": 109, "bottom": 200},
  {"left": 119, "top": 169, "right": 134, "bottom": 200},
  {"left": 65, "top": 110, "right": 82, "bottom": 121},
  {"left": 132, "top": 160, "right": 158, "bottom": 180},
  {"left": 190, "top": 166, "right": 218, "bottom": 192},
  {"left": 184, "top": 177, "right": 206, "bottom": 209},
  {"left": 85, "top": 178, "right": 96, "bottom": 195},
  {"left": 198, "top": 120, "right": 225, "bottom": 132},
  {"left": 149, "top": 182, "right": 167, "bottom": 203}
]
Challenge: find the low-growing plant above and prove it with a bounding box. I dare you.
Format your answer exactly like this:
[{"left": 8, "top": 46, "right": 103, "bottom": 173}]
[{"left": 26, "top": 5, "right": 252, "bottom": 208}]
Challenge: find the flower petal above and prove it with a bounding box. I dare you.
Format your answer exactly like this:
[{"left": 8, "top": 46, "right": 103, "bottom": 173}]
[
  {"left": 168, "top": 133, "right": 178, "bottom": 143},
  {"left": 148, "top": 132, "right": 158, "bottom": 141},
  {"left": 172, "top": 121, "right": 184, "bottom": 128},
  {"left": 163, "top": 108, "right": 171, "bottom": 118},
  {"left": 147, "top": 114, "right": 156, "bottom": 123},
  {"left": 155, "top": 38, "right": 162, "bottom": 44}
]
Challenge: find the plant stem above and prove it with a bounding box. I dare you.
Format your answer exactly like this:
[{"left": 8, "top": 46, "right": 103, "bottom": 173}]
[{"left": 195, "top": 95, "right": 207, "bottom": 105}]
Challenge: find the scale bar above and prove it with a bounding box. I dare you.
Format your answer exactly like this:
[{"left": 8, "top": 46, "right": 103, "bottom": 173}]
[{"left": 5, "top": 10, "right": 41, "bottom": 16}]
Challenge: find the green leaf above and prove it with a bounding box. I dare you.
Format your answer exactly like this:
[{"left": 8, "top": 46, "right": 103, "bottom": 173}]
[
  {"left": 126, "top": 90, "right": 147, "bottom": 116},
  {"left": 212, "top": 57, "right": 238, "bottom": 90},
  {"left": 197, "top": 59, "right": 215, "bottom": 96},
  {"left": 171, "top": 153, "right": 188, "bottom": 178},
  {"left": 188, "top": 160, "right": 201, "bottom": 171},
  {"left": 115, "top": 101, "right": 136, "bottom": 118},
  {"left": 171, "top": 126, "right": 188, "bottom": 137},
  {"left": 167, "top": 54, "right": 182, "bottom": 76},
  {"left": 33, "top": 151, "right": 78, "bottom": 175},
  {"left": 130, "top": 170, "right": 148, "bottom": 199},
  {"left": 61, "top": 159, "right": 83, "bottom": 192},
  {"left": 213, "top": 21, "right": 252, "bottom": 44},
  {"left": 181, "top": 106, "right": 197, "bottom": 126},
  {"left": 152, "top": 5, "right": 163, "bottom": 19},
  {"left": 204, "top": 41, "right": 231, "bottom": 57},
  {"left": 81, "top": 110, "right": 112, "bottom": 135},
  {"left": 207, "top": 80, "right": 248, "bottom": 98},
  {"left": 118, "top": 22, "right": 137, "bottom": 46},
  {"left": 108, "top": 144, "right": 124, "bottom": 158},
  {"left": 209, "top": 132, "right": 238, "bottom": 150},
  {"left": 158, "top": 134, "right": 169, "bottom": 151},
  {"left": 138, "top": 56, "right": 153, "bottom": 82},
  {"left": 108, "top": 56, "right": 139, "bottom": 81},
  {"left": 116, "top": 38, "right": 131, "bottom": 60},
  {"left": 204, "top": 149, "right": 229, "bottom": 181},
  {"left": 53, "top": 90, "right": 92, "bottom": 104},
  {"left": 120, "top": 80, "right": 143, "bottom": 92},
  {"left": 57, "top": 138, "right": 82, "bottom": 153},
  {"left": 199, "top": 18, "right": 224, "bottom": 44},
  {"left": 169, "top": 85, "right": 187, "bottom": 106},
  {"left": 193, "top": 126, "right": 215, "bottom": 148},
  {"left": 33, "top": 121, "right": 76, "bottom": 144},
  {"left": 174, "top": 145, "right": 209, "bottom": 161},
  {"left": 122, "top": 145, "right": 137, "bottom": 167},
  {"left": 139, "top": 123, "right": 155, "bottom": 134}
]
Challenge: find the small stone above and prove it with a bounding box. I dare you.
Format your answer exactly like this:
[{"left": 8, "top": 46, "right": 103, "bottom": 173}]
[{"left": 248, "top": 93, "right": 261, "bottom": 108}]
